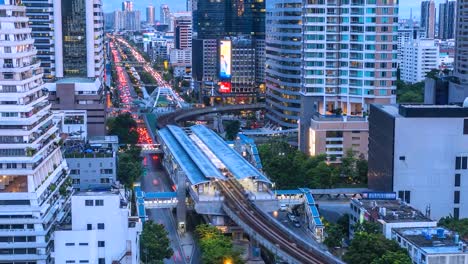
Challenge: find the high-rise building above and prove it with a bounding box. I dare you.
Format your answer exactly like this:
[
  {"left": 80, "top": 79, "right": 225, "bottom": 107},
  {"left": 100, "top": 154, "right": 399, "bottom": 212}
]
[
  {"left": 368, "top": 104, "right": 468, "bottom": 220},
  {"left": 439, "top": 0, "right": 457, "bottom": 40},
  {"left": 421, "top": 0, "right": 436, "bottom": 38},
  {"left": 299, "top": 0, "right": 398, "bottom": 160},
  {"left": 160, "top": 4, "right": 170, "bottom": 25},
  {"left": 397, "top": 19, "right": 426, "bottom": 66},
  {"left": 0, "top": 1, "right": 71, "bottom": 262},
  {"left": 114, "top": 9, "right": 141, "bottom": 32},
  {"left": 174, "top": 14, "right": 192, "bottom": 49},
  {"left": 265, "top": 0, "right": 302, "bottom": 128},
  {"left": 455, "top": 0, "right": 468, "bottom": 85},
  {"left": 192, "top": 0, "right": 266, "bottom": 102},
  {"left": 122, "top": 0, "right": 133, "bottom": 12},
  {"left": 23, "top": 0, "right": 56, "bottom": 81},
  {"left": 400, "top": 39, "right": 439, "bottom": 84},
  {"left": 104, "top": 12, "right": 116, "bottom": 31},
  {"left": 147, "top": 4, "right": 155, "bottom": 25}
]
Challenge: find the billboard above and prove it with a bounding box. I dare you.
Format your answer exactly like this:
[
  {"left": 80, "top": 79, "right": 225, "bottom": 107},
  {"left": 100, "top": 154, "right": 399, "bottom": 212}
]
[
  {"left": 219, "top": 81, "right": 231, "bottom": 93},
  {"left": 219, "top": 40, "right": 232, "bottom": 79},
  {"left": 361, "top": 192, "right": 397, "bottom": 200}
]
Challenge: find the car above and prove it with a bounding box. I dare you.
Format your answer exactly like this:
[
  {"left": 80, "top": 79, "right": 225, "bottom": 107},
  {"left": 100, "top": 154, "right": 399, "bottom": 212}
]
[
  {"left": 152, "top": 179, "right": 159, "bottom": 185},
  {"left": 292, "top": 220, "right": 301, "bottom": 228},
  {"left": 287, "top": 213, "right": 296, "bottom": 221},
  {"left": 280, "top": 204, "right": 288, "bottom": 211}
]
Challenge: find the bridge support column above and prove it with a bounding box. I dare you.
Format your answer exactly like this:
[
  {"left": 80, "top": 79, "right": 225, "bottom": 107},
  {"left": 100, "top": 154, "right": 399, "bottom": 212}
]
[
  {"left": 176, "top": 171, "right": 187, "bottom": 233},
  {"left": 248, "top": 239, "right": 262, "bottom": 261}
]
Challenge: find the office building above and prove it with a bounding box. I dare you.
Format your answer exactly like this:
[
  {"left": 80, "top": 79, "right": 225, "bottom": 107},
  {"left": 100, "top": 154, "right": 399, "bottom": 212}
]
[
  {"left": 46, "top": 77, "right": 106, "bottom": 136},
  {"left": 349, "top": 198, "right": 437, "bottom": 240},
  {"left": 23, "top": 0, "right": 56, "bottom": 81},
  {"left": 192, "top": 0, "right": 266, "bottom": 102},
  {"left": 299, "top": 0, "right": 399, "bottom": 159},
  {"left": 160, "top": 4, "right": 170, "bottom": 25},
  {"left": 174, "top": 14, "right": 192, "bottom": 49},
  {"left": 368, "top": 104, "right": 468, "bottom": 220},
  {"left": 54, "top": 191, "right": 142, "bottom": 264},
  {"left": 400, "top": 39, "right": 439, "bottom": 83},
  {"left": 392, "top": 227, "right": 468, "bottom": 264},
  {"left": 104, "top": 12, "right": 115, "bottom": 31},
  {"left": 421, "top": 0, "right": 436, "bottom": 39},
  {"left": 455, "top": 0, "right": 468, "bottom": 85},
  {"left": 122, "top": 0, "right": 133, "bottom": 12},
  {"left": 147, "top": 4, "right": 155, "bottom": 25},
  {"left": 0, "top": 1, "right": 72, "bottom": 262},
  {"left": 114, "top": 9, "right": 141, "bottom": 32},
  {"left": 64, "top": 136, "right": 119, "bottom": 191},
  {"left": 439, "top": 0, "right": 457, "bottom": 40},
  {"left": 265, "top": 0, "right": 302, "bottom": 128}
]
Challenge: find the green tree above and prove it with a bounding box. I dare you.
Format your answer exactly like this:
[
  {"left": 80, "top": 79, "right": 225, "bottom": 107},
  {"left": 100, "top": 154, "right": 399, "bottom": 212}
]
[
  {"left": 224, "top": 120, "right": 241, "bottom": 140},
  {"left": 341, "top": 149, "right": 358, "bottom": 181},
  {"left": 343, "top": 232, "right": 406, "bottom": 264},
  {"left": 371, "top": 251, "right": 412, "bottom": 264},
  {"left": 324, "top": 223, "right": 345, "bottom": 248},
  {"left": 356, "top": 155, "right": 368, "bottom": 184},
  {"left": 353, "top": 221, "right": 381, "bottom": 234},
  {"left": 396, "top": 80, "right": 424, "bottom": 103},
  {"left": 438, "top": 217, "right": 468, "bottom": 239},
  {"left": 140, "top": 221, "right": 173, "bottom": 264},
  {"left": 117, "top": 152, "right": 143, "bottom": 187},
  {"left": 195, "top": 224, "right": 244, "bottom": 264},
  {"left": 107, "top": 112, "right": 139, "bottom": 144}
]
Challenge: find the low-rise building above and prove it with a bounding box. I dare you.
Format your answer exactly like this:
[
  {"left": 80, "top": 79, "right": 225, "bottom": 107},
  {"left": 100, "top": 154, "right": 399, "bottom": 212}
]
[
  {"left": 54, "top": 190, "right": 142, "bottom": 264},
  {"left": 350, "top": 197, "right": 437, "bottom": 239},
  {"left": 392, "top": 227, "right": 468, "bottom": 264},
  {"left": 64, "top": 136, "right": 119, "bottom": 191}
]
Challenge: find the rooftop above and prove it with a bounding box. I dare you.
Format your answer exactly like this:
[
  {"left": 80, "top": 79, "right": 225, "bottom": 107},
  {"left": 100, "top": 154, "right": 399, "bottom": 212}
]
[
  {"left": 374, "top": 104, "right": 468, "bottom": 118},
  {"left": 353, "top": 199, "right": 434, "bottom": 223},
  {"left": 394, "top": 227, "right": 467, "bottom": 255},
  {"left": 56, "top": 77, "right": 97, "bottom": 84}
]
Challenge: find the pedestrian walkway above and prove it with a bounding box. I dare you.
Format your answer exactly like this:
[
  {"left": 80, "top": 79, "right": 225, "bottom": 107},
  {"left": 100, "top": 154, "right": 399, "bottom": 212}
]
[{"left": 179, "top": 232, "right": 195, "bottom": 264}]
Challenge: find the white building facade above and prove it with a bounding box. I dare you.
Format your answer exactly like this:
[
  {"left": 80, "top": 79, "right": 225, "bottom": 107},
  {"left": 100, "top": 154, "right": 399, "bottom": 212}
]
[
  {"left": 401, "top": 39, "right": 439, "bottom": 83},
  {"left": 0, "top": 1, "right": 72, "bottom": 262},
  {"left": 54, "top": 191, "right": 142, "bottom": 264}
]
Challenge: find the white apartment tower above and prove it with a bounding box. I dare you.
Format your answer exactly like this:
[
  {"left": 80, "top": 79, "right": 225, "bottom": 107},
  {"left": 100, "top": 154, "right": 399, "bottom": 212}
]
[
  {"left": 0, "top": 0, "right": 71, "bottom": 262},
  {"left": 400, "top": 39, "right": 439, "bottom": 84},
  {"left": 299, "top": 0, "right": 399, "bottom": 157}
]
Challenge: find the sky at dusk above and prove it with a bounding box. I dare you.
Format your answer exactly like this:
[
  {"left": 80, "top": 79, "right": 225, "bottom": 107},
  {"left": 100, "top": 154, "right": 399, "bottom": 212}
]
[{"left": 103, "top": 0, "right": 448, "bottom": 21}]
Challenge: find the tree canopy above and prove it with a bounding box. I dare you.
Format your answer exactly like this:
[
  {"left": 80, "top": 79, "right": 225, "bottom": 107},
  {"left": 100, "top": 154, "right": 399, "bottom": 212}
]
[
  {"left": 343, "top": 232, "right": 410, "bottom": 264},
  {"left": 195, "top": 224, "right": 244, "bottom": 264},
  {"left": 396, "top": 80, "right": 424, "bottom": 103},
  {"left": 106, "top": 112, "right": 139, "bottom": 144},
  {"left": 224, "top": 120, "right": 241, "bottom": 140},
  {"left": 140, "top": 221, "right": 173, "bottom": 264},
  {"left": 258, "top": 141, "right": 367, "bottom": 189},
  {"left": 117, "top": 146, "right": 143, "bottom": 187},
  {"left": 438, "top": 217, "right": 468, "bottom": 240}
]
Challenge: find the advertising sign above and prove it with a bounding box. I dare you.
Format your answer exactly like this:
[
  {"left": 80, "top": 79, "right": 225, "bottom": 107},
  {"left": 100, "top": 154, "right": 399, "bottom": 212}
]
[
  {"left": 361, "top": 192, "right": 397, "bottom": 200},
  {"left": 219, "top": 81, "right": 231, "bottom": 93},
  {"left": 219, "top": 40, "right": 232, "bottom": 79}
]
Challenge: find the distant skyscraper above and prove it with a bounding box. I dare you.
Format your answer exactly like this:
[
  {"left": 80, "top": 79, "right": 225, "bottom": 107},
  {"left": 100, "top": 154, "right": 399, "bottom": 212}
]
[
  {"left": 0, "top": 1, "right": 71, "bottom": 263},
  {"left": 147, "top": 4, "right": 155, "bottom": 25},
  {"left": 122, "top": 0, "right": 133, "bottom": 11},
  {"left": 400, "top": 39, "right": 439, "bottom": 84},
  {"left": 299, "top": 0, "right": 399, "bottom": 160},
  {"left": 439, "top": 0, "right": 457, "bottom": 40},
  {"left": 23, "top": 0, "right": 56, "bottom": 81},
  {"left": 265, "top": 0, "right": 302, "bottom": 128},
  {"left": 454, "top": 0, "right": 468, "bottom": 87},
  {"left": 160, "top": 4, "right": 170, "bottom": 24},
  {"left": 174, "top": 14, "right": 192, "bottom": 49},
  {"left": 421, "top": 0, "right": 436, "bottom": 38},
  {"left": 115, "top": 9, "right": 141, "bottom": 31}
]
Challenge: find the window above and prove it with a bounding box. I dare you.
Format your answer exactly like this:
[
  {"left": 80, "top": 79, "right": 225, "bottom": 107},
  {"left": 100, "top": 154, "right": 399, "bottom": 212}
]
[
  {"left": 66, "top": 261, "right": 76, "bottom": 263},
  {"left": 87, "top": 224, "right": 92, "bottom": 230},
  {"left": 454, "top": 208, "right": 460, "bottom": 219},
  {"left": 398, "top": 190, "right": 411, "bottom": 203},
  {"left": 98, "top": 258, "right": 105, "bottom": 264},
  {"left": 79, "top": 261, "right": 89, "bottom": 263},
  {"left": 95, "top": 200, "right": 104, "bottom": 206},
  {"left": 97, "top": 223, "right": 105, "bottom": 230},
  {"left": 399, "top": 156, "right": 405, "bottom": 161},
  {"left": 79, "top": 243, "right": 89, "bottom": 246},
  {"left": 65, "top": 243, "right": 75, "bottom": 246},
  {"left": 456, "top": 157, "right": 461, "bottom": 170},
  {"left": 454, "top": 191, "right": 460, "bottom": 204},
  {"left": 464, "top": 119, "right": 468, "bottom": 134},
  {"left": 85, "top": 200, "right": 93, "bottom": 206},
  {"left": 463, "top": 157, "right": 467, "bottom": 170},
  {"left": 98, "top": 241, "right": 105, "bottom": 247},
  {"left": 455, "top": 174, "right": 461, "bottom": 187}
]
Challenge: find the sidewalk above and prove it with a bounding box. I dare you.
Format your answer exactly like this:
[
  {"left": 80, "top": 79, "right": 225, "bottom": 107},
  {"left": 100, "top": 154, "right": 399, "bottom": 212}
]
[{"left": 179, "top": 232, "right": 195, "bottom": 264}]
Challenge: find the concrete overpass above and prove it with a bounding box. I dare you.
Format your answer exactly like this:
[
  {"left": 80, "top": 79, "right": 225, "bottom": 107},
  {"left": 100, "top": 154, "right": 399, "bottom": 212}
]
[{"left": 156, "top": 103, "right": 266, "bottom": 128}]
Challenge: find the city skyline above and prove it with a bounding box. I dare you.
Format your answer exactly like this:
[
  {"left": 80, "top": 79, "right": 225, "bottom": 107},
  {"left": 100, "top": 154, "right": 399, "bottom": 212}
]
[{"left": 102, "top": 0, "right": 448, "bottom": 19}]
